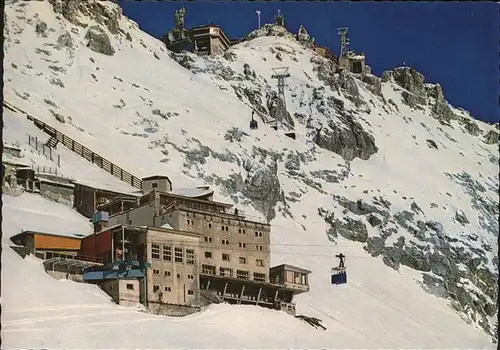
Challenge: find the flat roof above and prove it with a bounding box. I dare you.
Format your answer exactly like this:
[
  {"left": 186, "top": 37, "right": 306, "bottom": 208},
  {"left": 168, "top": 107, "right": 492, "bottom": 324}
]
[
  {"left": 271, "top": 264, "right": 312, "bottom": 274},
  {"left": 158, "top": 190, "right": 233, "bottom": 208},
  {"left": 38, "top": 178, "right": 75, "bottom": 189},
  {"left": 168, "top": 187, "right": 214, "bottom": 198},
  {"left": 90, "top": 224, "right": 199, "bottom": 239},
  {"left": 98, "top": 195, "right": 137, "bottom": 209},
  {"left": 190, "top": 24, "right": 230, "bottom": 47},
  {"left": 143, "top": 175, "right": 171, "bottom": 181},
  {"left": 73, "top": 179, "right": 141, "bottom": 197},
  {"left": 11, "top": 230, "right": 91, "bottom": 241},
  {"left": 173, "top": 205, "right": 270, "bottom": 227},
  {"left": 4, "top": 145, "right": 22, "bottom": 151}
]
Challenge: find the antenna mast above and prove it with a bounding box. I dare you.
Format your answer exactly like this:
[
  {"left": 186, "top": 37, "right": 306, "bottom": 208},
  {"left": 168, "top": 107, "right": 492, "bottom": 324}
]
[
  {"left": 338, "top": 27, "right": 350, "bottom": 58},
  {"left": 271, "top": 67, "right": 291, "bottom": 131}
]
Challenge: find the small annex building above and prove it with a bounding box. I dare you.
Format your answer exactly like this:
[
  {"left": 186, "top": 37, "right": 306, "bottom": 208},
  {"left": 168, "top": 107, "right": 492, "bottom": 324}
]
[
  {"left": 10, "top": 229, "right": 89, "bottom": 260},
  {"left": 73, "top": 180, "right": 141, "bottom": 218}
]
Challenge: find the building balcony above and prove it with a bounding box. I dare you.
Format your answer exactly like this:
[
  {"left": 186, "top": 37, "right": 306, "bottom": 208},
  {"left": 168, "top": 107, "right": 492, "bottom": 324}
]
[{"left": 271, "top": 278, "right": 310, "bottom": 293}]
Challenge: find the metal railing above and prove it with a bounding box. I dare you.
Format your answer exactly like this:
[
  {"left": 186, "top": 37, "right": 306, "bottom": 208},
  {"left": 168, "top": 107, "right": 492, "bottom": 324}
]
[
  {"left": 28, "top": 134, "right": 61, "bottom": 166},
  {"left": 5, "top": 101, "right": 143, "bottom": 190}
]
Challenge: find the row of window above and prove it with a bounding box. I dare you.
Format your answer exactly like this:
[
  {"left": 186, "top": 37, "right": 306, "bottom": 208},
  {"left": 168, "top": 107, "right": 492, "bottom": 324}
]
[
  {"left": 204, "top": 252, "right": 264, "bottom": 267},
  {"left": 152, "top": 268, "right": 195, "bottom": 280},
  {"left": 152, "top": 285, "right": 195, "bottom": 295},
  {"left": 191, "top": 220, "right": 265, "bottom": 237},
  {"left": 201, "top": 265, "right": 266, "bottom": 282},
  {"left": 203, "top": 237, "right": 265, "bottom": 250},
  {"left": 185, "top": 212, "right": 266, "bottom": 230},
  {"left": 152, "top": 244, "right": 195, "bottom": 265}
]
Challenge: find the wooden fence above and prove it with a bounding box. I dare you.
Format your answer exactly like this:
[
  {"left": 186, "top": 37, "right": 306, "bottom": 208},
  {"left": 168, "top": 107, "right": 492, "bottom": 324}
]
[{"left": 3, "top": 101, "right": 143, "bottom": 190}]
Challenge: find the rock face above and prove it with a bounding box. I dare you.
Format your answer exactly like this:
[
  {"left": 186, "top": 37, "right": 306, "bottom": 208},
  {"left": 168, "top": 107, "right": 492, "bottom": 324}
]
[
  {"left": 317, "top": 188, "right": 499, "bottom": 341},
  {"left": 314, "top": 117, "right": 378, "bottom": 161},
  {"left": 241, "top": 165, "right": 282, "bottom": 222},
  {"left": 483, "top": 130, "right": 499, "bottom": 145},
  {"left": 392, "top": 67, "right": 425, "bottom": 94},
  {"left": 49, "top": 0, "right": 122, "bottom": 34},
  {"left": 35, "top": 21, "right": 47, "bottom": 35},
  {"left": 296, "top": 25, "right": 314, "bottom": 47},
  {"left": 85, "top": 25, "right": 115, "bottom": 56},
  {"left": 389, "top": 67, "right": 429, "bottom": 108},
  {"left": 362, "top": 74, "right": 382, "bottom": 96},
  {"left": 56, "top": 31, "right": 73, "bottom": 50},
  {"left": 246, "top": 24, "right": 296, "bottom": 42}
]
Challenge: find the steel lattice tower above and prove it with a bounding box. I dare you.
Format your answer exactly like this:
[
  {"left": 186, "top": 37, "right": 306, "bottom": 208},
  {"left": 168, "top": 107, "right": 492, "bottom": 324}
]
[
  {"left": 271, "top": 67, "right": 291, "bottom": 131},
  {"left": 338, "top": 27, "right": 350, "bottom": 58}
]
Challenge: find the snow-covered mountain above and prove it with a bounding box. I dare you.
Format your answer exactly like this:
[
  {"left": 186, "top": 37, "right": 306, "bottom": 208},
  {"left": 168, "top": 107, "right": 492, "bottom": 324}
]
[{"left": 3, "top": 0, "right": 498, "bottom": 348}]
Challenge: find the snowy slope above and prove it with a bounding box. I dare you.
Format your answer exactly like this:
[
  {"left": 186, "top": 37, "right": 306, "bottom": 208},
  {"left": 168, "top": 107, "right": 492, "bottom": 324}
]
[
  {"left": 1, "top": 195, "right": 492, "bottom": 349},
  {"left": 3, "top": 0, "right": 498, "bottom": 348}
]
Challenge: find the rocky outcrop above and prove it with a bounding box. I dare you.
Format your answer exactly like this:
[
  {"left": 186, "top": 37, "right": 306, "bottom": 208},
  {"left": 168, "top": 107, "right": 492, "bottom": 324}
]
[
  {"left": 56, "top": 31, "right": 73, "bottom": 50},
  {"left": 483, "top": 129, "right": 499, "bottom": 144},
  {"left": 455, "top": 209, "right": 470, "bottom": 225},
  {"left": 362, "top": 74, "right": 382, "bottom": 96},
  {"left": 313, "top": 115, "right": 378, "bottom": 161},
  {"left": 246, "top": 24, "right": 296, "bottom": 42},
  {"left": 388, "top": 67, "right": 428, "bottom": 108},
  {"left": 243, "top": 63, "right": 256, "bottom": 79},
  {"left": 426, "top": 83, "right": 444, "bottom": 102},
  {"left": 49, "top": 0, "right": 122, "bottom": 34},
  {"left": 241, "top": 165, "right": 282, "bottom": 222},
  {"left": 85, "top": 25, "right": 115, "bottom": 56},
  {"left": 392, "top": 67, "right": 425, "bottom": 94},
  {"left": 35, "top": 21, "right": 47, "bottom": 35},
  {"left": 331, "top": 217, "right": 369, "bottom": 243},
  {"left": 463, "top": 119, "right": 482, "bottom": 136},
  {"left": 296, "top": 25, "right": 314, "bottom": 47},
  {"left": 224, "top": 127, "right": 243, "bottom": 143}
]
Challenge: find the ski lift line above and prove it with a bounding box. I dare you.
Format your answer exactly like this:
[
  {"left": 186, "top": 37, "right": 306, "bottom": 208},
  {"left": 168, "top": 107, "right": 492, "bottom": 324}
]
[{"left": 147, "top": 239, "right": 465, "bottom": 260}]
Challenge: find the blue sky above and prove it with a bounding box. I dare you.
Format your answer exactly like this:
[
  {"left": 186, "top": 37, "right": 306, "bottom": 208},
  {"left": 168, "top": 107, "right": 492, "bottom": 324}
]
[{"left": 121, "top": 1, "right": 498, "bottom": 124}]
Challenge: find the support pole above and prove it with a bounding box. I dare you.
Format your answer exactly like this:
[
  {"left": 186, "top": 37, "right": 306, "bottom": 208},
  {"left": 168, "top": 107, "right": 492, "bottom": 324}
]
[
  {"left": 238, "top": 285, "right": 245, "bottom": 304},
  {"left": 111, "top": 229, "right": 115, "bottom": 263},
  {"left": 256, "top": 286, "right": 262, "bottom": 305},
  {"left": 122, "top": 226, "right": 126, "bottom": 260},
  {"left": 222, "top": 282, "right": 227, "bottom": 298}
]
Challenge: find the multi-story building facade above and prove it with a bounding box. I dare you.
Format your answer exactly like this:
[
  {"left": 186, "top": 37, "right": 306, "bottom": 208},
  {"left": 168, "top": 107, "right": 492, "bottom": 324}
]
[
  {"left": 163, "top": 23, "right": 231, "bottom": 56},
  {"left": 79, "top": 223, "right": 201, "bottom": 315},
  {"left": 147, "top": 227, "right": 200, "bottom": 311},
  {"left": 105, "top": 180, "right": 311, "bottom": 316},
  {"left": 108, "top": 188, "right": 271, "bottom": 284}
]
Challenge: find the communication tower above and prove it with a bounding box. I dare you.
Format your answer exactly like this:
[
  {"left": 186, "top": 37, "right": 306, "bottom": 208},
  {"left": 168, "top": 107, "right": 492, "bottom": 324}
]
[{"left": 338, "top": 27, "right": 350, "bottom": 58}]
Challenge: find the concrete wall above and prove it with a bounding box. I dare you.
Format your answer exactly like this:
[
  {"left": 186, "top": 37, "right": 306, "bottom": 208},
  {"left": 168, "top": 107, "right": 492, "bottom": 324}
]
[
  {"left": 146, "top": 229, "right": 200, "bottom": 307},
  {"left": 101, "top": 279, "right": 140, "bottom": 307},
  {"left": 210, "top": 37, "right": 228, "bottom": 56},
  {"left": 154, "top": 210, "right": 181, "bottom": 230},
  {"left": 108, "top": 204, "right": 155, "bottom": 226},
  {"left": 143, "top": 178, "right": 172, "bottom": 195},
  {"left": 148, "top": 302, "right": 200, "bottom": 317},
  {"left": 46, "top": 270, "right": 84, "bottom": 282},
  {"left": 39, "top": 181, "right": 74, "bottom": 207},
  {"left": 118, "top": 279, "right": 141, "bottom": 306},
  {"left": 172, "top": 209, "right": 271, "bottom": 282}
]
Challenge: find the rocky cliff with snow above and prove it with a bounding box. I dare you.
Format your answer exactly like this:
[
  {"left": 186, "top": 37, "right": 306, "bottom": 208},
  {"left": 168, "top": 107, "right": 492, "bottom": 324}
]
[{"left": 4, "top": 0, "right": 498, "bottom": 344}]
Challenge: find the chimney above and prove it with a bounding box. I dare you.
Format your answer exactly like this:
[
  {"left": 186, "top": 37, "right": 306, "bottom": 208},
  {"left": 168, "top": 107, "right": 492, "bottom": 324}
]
[{"left": 92, "top": 211, "right": 109, "bottom": 233}]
